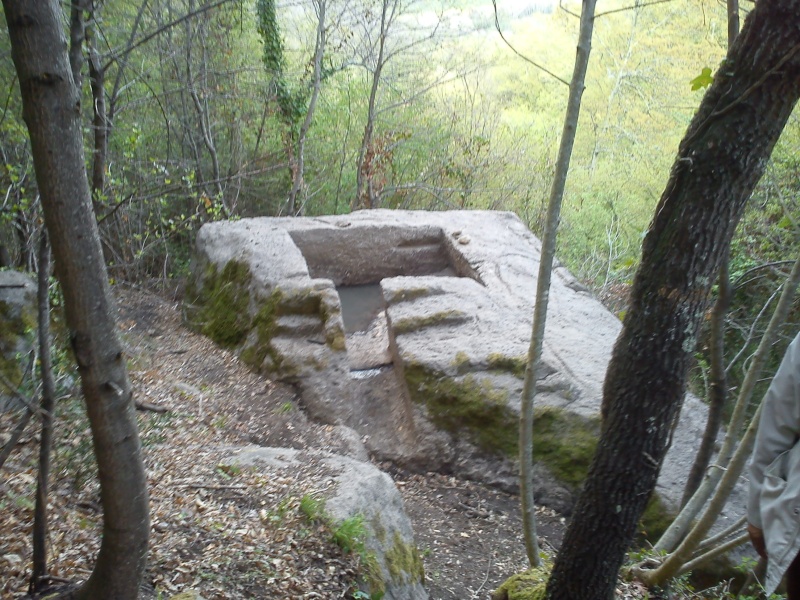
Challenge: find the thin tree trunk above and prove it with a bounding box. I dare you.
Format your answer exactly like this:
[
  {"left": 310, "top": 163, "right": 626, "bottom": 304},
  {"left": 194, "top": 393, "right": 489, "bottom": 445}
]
[
  {"left": 728, "top": 0, "right": 740, "bottom": 47},
  {"left": 2, "top": 2, "right": 149, "bottom": 598},
  {"left": 30, "top": 231, "right": 56, "bottom": 593},
  {"left": 519, "top": 0, "right": 597, "bottom": 568},
  {"left": 87, "top": 14, "right": 107, "bottom": 211},
  {"left": 288, "top": 0, "right": 326, "bottom": 216},
  {"left": 354, "top": 0, "right": 389, "bottom": 211},
  {"left": 545, "top": 2, "right": 800, "bottom": 597},
  {"left": 68, "top": 0, "right": 87, "bottom": 90}
]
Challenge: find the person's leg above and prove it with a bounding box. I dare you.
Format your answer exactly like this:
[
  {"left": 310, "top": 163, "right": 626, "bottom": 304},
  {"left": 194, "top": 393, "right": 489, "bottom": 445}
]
[{"left": 786, "top": 551, "right": 800, "bottom": 600}]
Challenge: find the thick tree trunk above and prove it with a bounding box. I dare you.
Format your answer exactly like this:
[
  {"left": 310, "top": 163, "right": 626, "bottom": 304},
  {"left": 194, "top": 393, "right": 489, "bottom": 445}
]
[
  {"left": 545, "top": 2, "right": 800, "bottom": 598},
  {"left": 2, "top": 2, "right": 149, "bottom": 599}
]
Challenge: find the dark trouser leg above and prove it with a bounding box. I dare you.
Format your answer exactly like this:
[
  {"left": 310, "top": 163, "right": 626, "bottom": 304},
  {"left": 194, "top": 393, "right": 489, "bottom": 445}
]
[{"left": 787, "top": 551, "right": 800, "bottom": 600}]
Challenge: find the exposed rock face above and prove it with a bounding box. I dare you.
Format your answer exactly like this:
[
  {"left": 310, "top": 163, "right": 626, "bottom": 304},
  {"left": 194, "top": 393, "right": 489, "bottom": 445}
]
[
  {"left": 185, "top": 210, "right": 744, "bottom": 526},
  {"left": 0, "top": 270, "right": 36, "bottom": 411},
  {"left": 223, "top": 447, "right": 427, "bottom": 600}
]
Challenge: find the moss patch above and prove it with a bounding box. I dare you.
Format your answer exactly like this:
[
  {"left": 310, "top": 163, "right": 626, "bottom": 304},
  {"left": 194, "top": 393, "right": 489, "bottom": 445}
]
[
  {"left": 404, "top": 363, "right": 517, "bottom": 455},
  {"left": 637, "top": 493, "right": 674, "bottom": 545},
  {"left": 492, "top": 564, "right": 551, "bottom": 600},
  {"left": 531, "top": 407, "right": 601, "bottom": 489},
  {"left": 188, "top": 260, "right": 252, "bottom": 348},
  {"left": 392, "top": 309, "right": 467, "bottom": 335},
  {"left": 487, "top": 353, "right": 527, "bottom": 378},
  {"left": 0, "top": 297, "right": 36, "bottom": 391},
  {"left": 384, "top": 287, "right": 431, "bottom": 303},
  {"left": 385, "top": 531, "right": 424, "bottom": 584},
  {"left": 238, "top": 289, "right": 283, "bottom": 368},
  {"left": 451, "top": 351, "right": 471, "bottom": 375}
]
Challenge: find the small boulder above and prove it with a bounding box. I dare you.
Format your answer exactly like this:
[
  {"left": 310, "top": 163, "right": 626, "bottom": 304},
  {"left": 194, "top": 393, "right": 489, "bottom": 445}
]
[{"left": 223, "top": 446, "right": 427, "bottom": 600}]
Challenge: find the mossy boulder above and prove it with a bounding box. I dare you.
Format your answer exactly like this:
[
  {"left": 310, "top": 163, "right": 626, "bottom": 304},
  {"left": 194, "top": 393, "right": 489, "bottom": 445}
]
[{"left": 185, "top": 257, "right": 346, "bottom": 381}]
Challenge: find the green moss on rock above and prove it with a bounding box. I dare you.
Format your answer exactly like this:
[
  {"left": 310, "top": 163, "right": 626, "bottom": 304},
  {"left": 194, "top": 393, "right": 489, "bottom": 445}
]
[
  {"left": 385, "top": 531, "right": 424, "bottom": 584},
  {"left": 0, "top": 297, "right": 36, "bottom": 390},
  {"left": 638, "top": 493, "right": 674, "bottom": 544},
  {"left": 392, "top": 309, "right": 467, "bottom": 335},
  {"left": 0, "top": 299, "right": 37, "bottom": 391},
  {"left": 487, "top": 353, "right": 527, "bottom": 378},
  {"left": 492, "top": 564, "right": 551, "bottom": 600},
  {"left": 189, "top": 261, "right": 252, "bottom": 348},
  {"left": 452, "top": 351, "right": 471, "bottom": 375},
  {"left": 531, "top": 407, "right": 600, "bottom": 489},
  {"left": 385, "top": 287, "right": 431, "bottom": 303},
  {"left": 404, "top": 364, "right": 517, "bottom": 455}
]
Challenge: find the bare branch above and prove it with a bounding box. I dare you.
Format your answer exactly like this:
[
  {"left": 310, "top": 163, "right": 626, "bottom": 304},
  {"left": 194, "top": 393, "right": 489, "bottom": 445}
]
[{"left": 492, "top": 0, "right": 569, "bottom": 86}]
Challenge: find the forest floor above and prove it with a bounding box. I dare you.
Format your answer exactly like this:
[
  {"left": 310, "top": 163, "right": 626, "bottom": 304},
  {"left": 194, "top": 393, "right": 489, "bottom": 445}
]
[{"left": 1, "top": 284, "right": 657, "bottom": 600}]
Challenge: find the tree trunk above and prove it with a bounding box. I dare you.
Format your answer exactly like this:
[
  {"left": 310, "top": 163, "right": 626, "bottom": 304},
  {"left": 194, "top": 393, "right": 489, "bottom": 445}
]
[
  {"left": 68, "top": 0, "right": 87, "bottom": 90},
  {"left": 87, "top": 11, "right": 108, "bottom": 210},
  {"left": 637, "top": 255, "right": 800, "bottom": 586},
  {"left": 545, "top": 2, "right": 800, "bottom": 598},
  {"left": 30, "top": 231, "right": 56, "bottom": 593},
  {"left": 287, "top": 0, "right": 326, "bottom": 216},
  {"left": 519, "top": 0, "right": 596, "bottom": 568},
  {"left": 354, "top": 0, "right": 389, "bottom": 211},
  {"left": 2, "top": 2, "right": 149, "bottom": 599},
  {"left": 680, "top": 256, "right": 730, "bottom": 508}
]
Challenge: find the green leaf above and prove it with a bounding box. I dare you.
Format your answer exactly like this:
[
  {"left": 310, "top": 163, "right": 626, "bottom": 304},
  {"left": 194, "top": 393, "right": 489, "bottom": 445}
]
[{"left": 690, "top": 67, "right": 714, "bottom": 91}]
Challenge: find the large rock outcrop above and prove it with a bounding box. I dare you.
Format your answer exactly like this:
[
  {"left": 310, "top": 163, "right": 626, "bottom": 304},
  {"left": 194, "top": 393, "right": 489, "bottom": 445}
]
[{"left": 185, "top": 210, "right": 743, "bottom": 525}]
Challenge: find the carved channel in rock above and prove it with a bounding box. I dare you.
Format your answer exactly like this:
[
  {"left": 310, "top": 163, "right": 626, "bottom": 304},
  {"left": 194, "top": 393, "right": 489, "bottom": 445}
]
[{"left": 288, "top": 225, "right": 472, "bottom": 374}]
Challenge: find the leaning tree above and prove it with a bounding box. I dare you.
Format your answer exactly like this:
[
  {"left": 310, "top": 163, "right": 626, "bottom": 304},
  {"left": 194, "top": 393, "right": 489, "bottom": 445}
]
[
  {"left": 544, "top": 1, "right": 800, "bottom": 598},
  {"left": 3, "top": 1, "right": 149, "bottom": 598}
]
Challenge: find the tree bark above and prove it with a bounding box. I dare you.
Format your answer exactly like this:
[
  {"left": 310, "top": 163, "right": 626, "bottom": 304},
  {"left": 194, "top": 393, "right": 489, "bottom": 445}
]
[
  {"left": 680, "top": 256, "right": 730, "bottom": 508},
  {"left": 2, "top": 2, "right": 149, "bottom": 599},
  {"left": 545, "top": 2, "right": 800, "bottom": 598},
  {"left": 87, "top": 8, "right": 108, "bottom": 210},
  {"left": 637, "top": 256, "right": 800, "bottom": 586}
]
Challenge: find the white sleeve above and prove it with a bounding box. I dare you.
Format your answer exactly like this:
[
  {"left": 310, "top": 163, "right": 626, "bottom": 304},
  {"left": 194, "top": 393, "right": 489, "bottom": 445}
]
[{"left": 747, "top": 331, "right": 800, "bottom": 529}]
